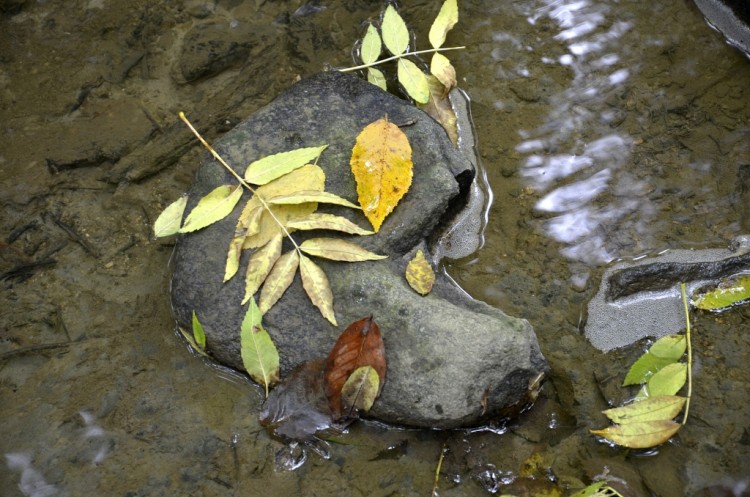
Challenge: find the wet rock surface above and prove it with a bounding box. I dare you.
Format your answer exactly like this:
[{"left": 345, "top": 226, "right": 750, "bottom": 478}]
[{"left": 170, "top": 71, "right": 547, "bottom": 428}]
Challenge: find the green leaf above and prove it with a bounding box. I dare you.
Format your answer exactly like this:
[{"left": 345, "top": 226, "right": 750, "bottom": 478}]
[
  {"left": 570, "top": 482, "right": 624, "bottom": 497},
  {"left": 639, "top": 362, "right": 687, "bottom": 399},
  {"left": 286, "top": 213, "right": 374, "bottom": 235},
  {"left": 179, "top": 185, "right": 243, "bottom": 233},
  {"left": 623, "top": 334, "right": 686, "bottom": 386},
  {"left": 428, "top": 0, "right": 459, "bottom": 49},
  {"left": 340, "top": 365, "right": 381, "bottom": 416},
  {"left": 299, "top": 238, "right": 388, "bottom": 262},
  {"left": 590, "top": 419, "right": 681, "bottom": 449},
  {"left": 367, "top": 67, "right": 387, "bottom": 91},
  {"left": 692, "top": 274, "right": 750, "bottom": 311},
  {"left": 397, "top": 58, "right": 430, "bottom": 104},
  {"left": 299, "top": 254, "right": 337, "bottom": 326},
  {"left": 153, "top": 196, "right": 187, "bottom": 237},
  {"left": 602, "top": 395, "right": 686, "bottom": 424},
  {"left": 266, "top": 190, "right": 360, "bottom": 209},
  {"left": 381, "top": 5, "right": 409, "bottom": 56},
  {"left": 361, "top": 24, "right": 381, "bottom": 64},
  {"left": 191, "top": 310, "right": 206, "bottom": 351},
  {"left": 240, "top": 298, "right": 280, "bottom": 397},
  {"left": 244, "top": 145, "right": 328, "bottom": 185},
  {"left": 430, "top": 52, "right": 457, "bottom": 90}
]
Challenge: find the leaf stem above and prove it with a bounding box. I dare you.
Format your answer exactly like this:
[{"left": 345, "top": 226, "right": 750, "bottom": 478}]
[
  {"left": 680, "top": 282, "right": 692, "bottom": 425},
  {"left": 178, "top": 112, "right": 301, "bottom": 252},
  {"left": 431, "top": 444, "right": 446, "bottom": 497},
  {"left": 339, "top": 46, "right": 466, "bottom": 73}
]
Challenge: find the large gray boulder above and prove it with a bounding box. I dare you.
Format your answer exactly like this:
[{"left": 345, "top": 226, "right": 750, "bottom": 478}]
[{"left": 171, "top": 71, "right": 547, "bottom": 428}]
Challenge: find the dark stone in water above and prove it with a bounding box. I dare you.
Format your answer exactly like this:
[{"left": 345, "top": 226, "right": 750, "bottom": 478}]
[{"left": 170, "top": 71, "right": 547, "bottom": 428}]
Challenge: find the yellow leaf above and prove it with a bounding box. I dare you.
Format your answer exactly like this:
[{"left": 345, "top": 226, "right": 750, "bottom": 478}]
[
  {"left": 430, "top": 52, "right": 457, "bottom": 90},
  {"left": 259, "top": 250, "right": 299, "bottom": 314},
  {"left": 240, "top": 298, "right": 280, "bottom": 397},
  {"left": 154, "top": 196, "right": 187, "bottom": 237},
  {"left": 367, "top": 67, "right": 387, "bottom": 92},
  {"left": 381, "top": 5, "right": 409, "bottom": 56},
  {"left": 590, "top": 419, "right": 681, "bottom": 448},
  {"left": 405, "top": 249, "right": 435, "bottom": 295},
  {"left": 340, "top": 365, "right": 381, "bottom": 416},
  {"left": 397, "top": 58, "right": 430, "bottom": 104},
  {"left": 242, "top": 233, "right": 282, "bottom": 305},
  {"left": 602, "top": 396, "right": 686, "bottom": 424},
  {"left": 299, "top": 254, "right": 337, "bottom": 326},
  {"left": 428, "top": 0, "right": 459, "bottom": 49},
  {"left": 361, "top": 24, "right": 381, "bottom": 64},
  {"left": 225, "top": 203, "right": 263, "bottom": 282},
  {"left": 179, "top": 184, "right": 243, "bottom": 233},
  {"left": 286, "top": 213, "right": 374, "bottom": 235},
  {"left": 266, "top": 190, "right": 360, "bottom": 209},
  {"left": 244, "top": 145, "right": 327, "bottom": 185},
  {"left": 350, "top": 117, "right": 414, "bottom": 232},
  {"left": 299, "top": 238, "right": 388, "bottom": 262},
  {"left": 419, "top": 75, "right": 458, "bottom": 145},
  {"left": 241, "top": 165, "right": 325, "bottom": 249}
]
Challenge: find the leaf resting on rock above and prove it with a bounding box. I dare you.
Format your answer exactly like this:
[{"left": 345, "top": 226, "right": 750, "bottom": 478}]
[
  {"left": 299, "top": 254, "right": 337, "bottom": 326},
  {"left": 350, "top": 117, "right": 413, "bottom": 231},
  {"left": 153, "top": 196, "right": 187, "bottom": 237},
  {"left": 286, "top": 213, "right": 374, "bottom": 236},
  {"left": 340, "top": 365, "right": 380, "bottom": 417},
  {"left": 419, "top": 75, "right": 458, "bottom": 145},
  {"left": 299, "top": 238, "right": 387, "bottom": 262},
  {"left": 179, "top": 184, "right": 243, "bottom": 233},
  {"left": 244, "top": 145, "right": 327, "bottom": 185},
  {"left": 240, "top": 298, "right": 280, "bottom": 397},
  {"left": 242, "top": 233, "right": 283, "bottom": 304},
  {"left": 405, "top": 249, "right": 435, "bottom": 295},
  {"left": 602, "top": 395, "right": 686, "bottom": 424},
  {"left": 225, "top": 203, "right": 263, "bottom": 282},
  {"left": 259, "top": 250, "right": 299, "bottom": 314}
]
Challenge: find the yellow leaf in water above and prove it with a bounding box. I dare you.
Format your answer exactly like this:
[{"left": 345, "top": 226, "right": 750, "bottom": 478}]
[
  {"left": 242, "top": 233, "right": 282, "bottom": 304},
  {"left": 602, "top": 395, "right": 686, "bottom": 424},
  {"left": 428, "top": 0, "right": 459, "bottom": 49},
  {"left": 299, "top": 254, "right": 337, "bottom": 326},
  {"left": 405, "top": 249, "right": 435, "bottom": 295},
  {"left": 419, "top": 75, "right": 458, "bottom": 145},
  {"left": 153, "top": 196, "right": 187, "bottom": 237},
  {"left": 259, "top": 250, "right": 299, "bottom": 314},
  {"left": 350, "top": 117, "right": 413, "bottom": 231},
  {"left": 430, "top": 52, "right": 457, "bottom": 90},
  {"left": 179, "top": 184, "right": 243, "bottom": 233},
  {"left": 299, "top": 238, "right": 388, "bottom": 262},
  {"left": 225, "top": 203, "right": 263, "bottom": 282},
  {"left": 590, "top": 419, "right": 681, "bottom": 449}
]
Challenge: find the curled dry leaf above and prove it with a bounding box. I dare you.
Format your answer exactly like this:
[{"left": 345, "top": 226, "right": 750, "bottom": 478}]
[
  {"left": 350, "top": 117, "right": 413, "bottom": 232},
  {"left": 340, "top": 365, "right": 380, "bottom": 417},
  {"left": 153, "top": 195, "right": 187, "bottom": 238},
  {"left": 405, "top": 249, "right": 436, "bottom": 295},
  {"left": 179, "top": 184, "right": 243, "bottom": 234},
  {"left": 419, "top": 75, "right": 458, "bottom": 145},
  {"left": 324, "top": 316, "right": 386, "bottom": 420},
  {"left": 259, "top": 250, "right": 299, "bottom": 314}
]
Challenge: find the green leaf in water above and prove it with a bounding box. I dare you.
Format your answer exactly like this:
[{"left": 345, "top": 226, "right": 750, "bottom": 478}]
[
  {"left": 591, "top": 419, "right": 682, "bottom": 449},
  {"left": 191, "top": 310, "right": 206, "bottom": 351},
  {"left": 692, "top": 274, "right": 750, "bottom": 311},
  {"left": 635, "top": 362, "right": 687, "bottom": 401},
  {"left": 602, "top": 395, "right": 686, "bottom": 424},
  {"left": 623, "top": 334, "right": 685, "bottom": 386},
  {"left": 360, "top": 24, "right": 381, "bottom": 64},
  {"left": 381, "top": 5, "right": 409, "bottom": 56},
  {"left": 240, "top": 298, "right": 280, "bottom": 397}
]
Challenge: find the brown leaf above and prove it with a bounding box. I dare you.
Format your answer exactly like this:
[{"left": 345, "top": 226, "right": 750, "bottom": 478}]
[
  {"left": 419, "top": 75, "right": 458, "bottom": 145},
  {"left": 324, "top": 316, "right": 386, "bottom": 420}
]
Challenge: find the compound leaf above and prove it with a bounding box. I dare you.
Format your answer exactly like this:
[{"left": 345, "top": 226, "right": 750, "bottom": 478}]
[
  {"left": 179, "top": 184, "right": 243, "bottom": 233},
  {"left": 623, "top": 334, "right": 685, "bottom": 386}
]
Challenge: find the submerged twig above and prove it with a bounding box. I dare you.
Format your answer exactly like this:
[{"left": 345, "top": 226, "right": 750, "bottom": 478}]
[
  {"left": 0, "top": 342, "right": 71, "bottom": 362},
  {"left": 680, "top": 283, "right": 693, "bottom": 425}
]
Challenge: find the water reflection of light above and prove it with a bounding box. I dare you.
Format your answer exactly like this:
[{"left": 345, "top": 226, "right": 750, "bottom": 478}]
[
  {"left": 5, "top": 453, "right": 58, "bottom": 497},
  {"left": 515, "top": 0, "right": 641, "bottom": 265}
]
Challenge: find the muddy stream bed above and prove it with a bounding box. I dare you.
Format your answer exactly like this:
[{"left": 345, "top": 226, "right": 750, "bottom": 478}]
[{"left": 1, "top": 1, "right": 749, "bottom": 496}]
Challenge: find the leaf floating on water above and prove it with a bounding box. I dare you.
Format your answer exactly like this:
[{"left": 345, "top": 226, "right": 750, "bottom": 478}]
[
  {"left": 623, "top": 334, "right": 685, "bottom": 386},
  {"left": 153, "top": 196, "right": 187, "bottom": 237},
  {"left": 602, "top": 395, "right": 686, "bottom": 424},
  {"left": 240, "top": 298, "right": 280, "bottom": 397},
  {"left": 244, "top": 145, "right": 328, "bottom": 185},
  {"left": 570, "top": 481, "right": 624, "bottom": 497},
  {"left": 299, "top": 254, "right": 337, "bottom": 326},
  {"left": 590, "top": 419, "right": 682, "bottom": 449},
  {"left": 381, "top": 5, "right": 409, "bottom": 56},
  {"left": 299, "top": 238, "right": 387, "bottom": 262},
  {"left": 361, "top": 23, "right": 382, "bottom": 64},
  {"left": 340, "top": 365, "right": 381, "bottom": 417},
  {"left": 324, "top": 316, "right": 387, "bottom": 420},
  {"left": 242, "top": 233, "right": 283, "bottom": 304},
  {"left": 397, "top": 58, "right": 430, "bottom": 104},
  {"left": 179, "top": 184, "right": 243, "bottom": 233},
  {"left": 191, "top": 310, "right": 207, "bottom": 351},
  {"left": 428, "top": 0, "right": 459, "bottom": 49},
  {"left": 692, "top": 274, "right": 750, "bottom": 311},
  {"left": 419, "top": 75, "right": 458, "bottom": 145},
  {"left": 350, "top": 117, "right": 414, "bottom": 231},
  {"left": 405, "top": 249, "right": 435, "bottom": 295},
  {"left": 259, "top": 250, "right": 300, "bottom": 314},
  {"left": 286, "top": 213, "right": 374, "bottom": 236},
  {"left": 267, "top": 191, "right": 360, "bottom": 209},
  {"left": 637, "top": 362, "right": 687, "bottom": 400},
  {"left": 225, "top": 204, "right": 263, "bottom": 282},
  {"left": 430, "top": 52, "right": 457, "bottom": 91},
  {"left": 368, "top": 67, "right": 387, "bottom": 92}
]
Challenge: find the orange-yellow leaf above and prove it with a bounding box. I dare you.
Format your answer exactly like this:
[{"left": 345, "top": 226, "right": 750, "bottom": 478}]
[
  {"left": 350, "top": 117, "right": 413, "bottom": 232},
  {"left": 242, "top": 233, "right": 283, "bottom": 304},
  {"left": 590, "top": 420, "right": 681, "bottom": 448},
  {"left": 405, "top": 249, "right": 435, "bottom": 295},
  {"left": 299, "top": 254, "right": 337, "bottom": 326},
  {"left": 259, "top": 250, "right": 299, "bottom": 314}
]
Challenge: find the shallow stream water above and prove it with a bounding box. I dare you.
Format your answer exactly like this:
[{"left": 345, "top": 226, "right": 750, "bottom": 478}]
[{"left": 1, "top": 1, "right": 749, "bottom": 496}]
